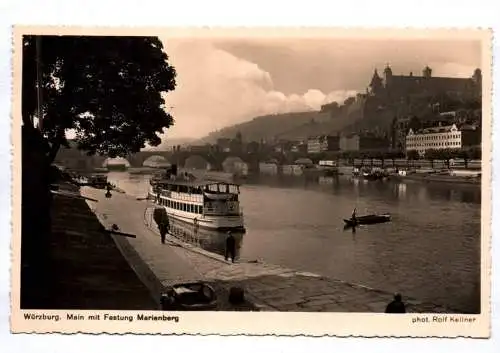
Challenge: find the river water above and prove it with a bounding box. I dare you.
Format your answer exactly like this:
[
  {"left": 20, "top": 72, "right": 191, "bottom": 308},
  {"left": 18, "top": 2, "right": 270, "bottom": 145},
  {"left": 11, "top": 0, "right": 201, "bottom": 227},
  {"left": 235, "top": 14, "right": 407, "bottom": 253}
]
[{"left": 105, "top": 171, "right": 481, "bottom": 313}]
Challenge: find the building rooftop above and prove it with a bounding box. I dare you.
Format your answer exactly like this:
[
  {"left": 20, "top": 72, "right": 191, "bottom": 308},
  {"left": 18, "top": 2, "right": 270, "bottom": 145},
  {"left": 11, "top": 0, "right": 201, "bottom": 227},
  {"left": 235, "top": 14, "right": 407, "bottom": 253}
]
[{"left": 409, "top": 124, "right": 459, "bottom": 135}]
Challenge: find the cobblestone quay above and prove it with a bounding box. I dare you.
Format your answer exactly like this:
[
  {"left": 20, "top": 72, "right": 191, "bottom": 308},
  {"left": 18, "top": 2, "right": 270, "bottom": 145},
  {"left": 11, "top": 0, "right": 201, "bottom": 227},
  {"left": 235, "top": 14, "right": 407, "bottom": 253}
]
[{"left": 83, "top": 187, "right": 457, "bottom": 313}]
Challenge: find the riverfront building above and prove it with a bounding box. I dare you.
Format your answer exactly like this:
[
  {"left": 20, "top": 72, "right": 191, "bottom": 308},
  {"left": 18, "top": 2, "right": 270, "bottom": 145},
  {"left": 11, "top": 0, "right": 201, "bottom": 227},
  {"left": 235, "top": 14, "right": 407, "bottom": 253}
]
[
  {"left": 307, "top": 135, "right": 340, "bottom": 153},
  {"left": 406, "top": 124, "right": 481, "bottom": 156}
]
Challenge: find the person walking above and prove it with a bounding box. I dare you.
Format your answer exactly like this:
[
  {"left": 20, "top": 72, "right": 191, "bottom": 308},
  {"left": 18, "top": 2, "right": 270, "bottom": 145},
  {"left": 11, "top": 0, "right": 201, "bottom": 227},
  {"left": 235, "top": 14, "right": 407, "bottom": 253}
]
[
  {"left": 225, "top": 231, "right": 236, "bottom": 263},
  {"left": 385, "top": 293, "right": 407, "bottom": 313},
  {"left": 159, "top": 217, "right": 170, "bottom": 244}
]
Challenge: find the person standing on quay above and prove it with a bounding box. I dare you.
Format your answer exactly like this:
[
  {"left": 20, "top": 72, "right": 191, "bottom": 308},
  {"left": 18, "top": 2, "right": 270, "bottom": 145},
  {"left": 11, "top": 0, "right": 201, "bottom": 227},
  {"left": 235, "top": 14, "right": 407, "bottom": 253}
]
[{"left": 225, "top": 231, "right": 236, "bottom": 263}]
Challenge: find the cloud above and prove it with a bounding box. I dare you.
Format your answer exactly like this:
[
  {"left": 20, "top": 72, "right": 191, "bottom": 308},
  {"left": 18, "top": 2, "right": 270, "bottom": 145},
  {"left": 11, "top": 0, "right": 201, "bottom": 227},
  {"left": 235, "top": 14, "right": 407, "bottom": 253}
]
[{"left": 159, "top": 40, "right": 356, "bottom": 142}]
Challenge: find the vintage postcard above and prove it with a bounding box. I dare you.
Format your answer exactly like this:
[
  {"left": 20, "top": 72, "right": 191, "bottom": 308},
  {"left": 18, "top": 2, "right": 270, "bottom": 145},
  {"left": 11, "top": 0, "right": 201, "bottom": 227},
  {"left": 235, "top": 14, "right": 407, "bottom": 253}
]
[{"left": 10, "top": 26, "right": 492, "bottom": 337}]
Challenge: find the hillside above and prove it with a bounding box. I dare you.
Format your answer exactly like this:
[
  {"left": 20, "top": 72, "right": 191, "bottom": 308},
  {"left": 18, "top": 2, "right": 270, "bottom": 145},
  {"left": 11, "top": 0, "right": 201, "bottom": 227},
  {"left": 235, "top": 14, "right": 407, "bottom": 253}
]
[
  {"left": 198, "top": 100, "right": 368, "bottom": 144},
  {"left": 196, "top": 90, "right": 466, "bottom": 144}
]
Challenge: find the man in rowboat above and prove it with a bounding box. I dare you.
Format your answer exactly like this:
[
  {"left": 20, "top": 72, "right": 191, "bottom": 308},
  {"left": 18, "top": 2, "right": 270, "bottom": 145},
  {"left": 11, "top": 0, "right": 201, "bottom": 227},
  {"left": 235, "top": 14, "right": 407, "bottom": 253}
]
[{"left": 351, "top": 208, "right": 357, "bottom": 225}]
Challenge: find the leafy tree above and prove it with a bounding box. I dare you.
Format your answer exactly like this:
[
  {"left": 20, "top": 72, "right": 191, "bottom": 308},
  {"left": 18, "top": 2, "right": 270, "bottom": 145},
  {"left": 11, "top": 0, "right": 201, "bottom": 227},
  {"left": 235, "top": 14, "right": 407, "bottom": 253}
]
[
  {"left": 408, "top": 115, "right": 421, "bottom": 132},
  {"left": 442, "top": 148, "right": 460, "bottom": 169},
  {"left": 387, "top": 149, "right": 405, "bottom": 168},
  {"left": 424, "top": 149, "right": 437, "bottom": 169},
  {"left": 456, "top": 148, "right": 471, "bottom": 169},
  {"left": 21, "top": 35, "right": 177, "bottom": 308},
  {"left": 406, "top": 149, "right": 419, "bottom": 168},
  {"left": 23, "top": 35, "right": 177, "bottom": 161},
  {"left": 470, "top": 146, "right": 482, "bottom": 160},
  {"left": 340, "top": 151, "right": 353, "bottom": 165}
]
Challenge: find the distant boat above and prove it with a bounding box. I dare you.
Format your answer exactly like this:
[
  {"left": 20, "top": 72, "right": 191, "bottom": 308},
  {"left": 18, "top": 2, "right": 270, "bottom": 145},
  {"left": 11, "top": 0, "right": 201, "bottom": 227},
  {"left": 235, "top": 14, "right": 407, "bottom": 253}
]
[{"left": 343, "top": 214, "right": 391, "bottom": 227}]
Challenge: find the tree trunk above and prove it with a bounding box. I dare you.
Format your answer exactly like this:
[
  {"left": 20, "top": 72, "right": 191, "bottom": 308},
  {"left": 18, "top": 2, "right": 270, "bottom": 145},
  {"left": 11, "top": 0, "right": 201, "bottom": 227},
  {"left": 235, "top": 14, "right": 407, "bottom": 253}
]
[{"left": 21, "top": 126, "right": 54, "bottom": 309}]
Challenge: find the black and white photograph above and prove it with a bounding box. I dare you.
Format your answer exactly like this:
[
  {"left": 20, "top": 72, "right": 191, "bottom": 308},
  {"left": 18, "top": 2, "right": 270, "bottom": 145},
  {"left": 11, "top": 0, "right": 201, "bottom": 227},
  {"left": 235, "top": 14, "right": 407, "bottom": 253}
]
[{"left": 11, "top": 27, "right": 491, "bottom": 337}]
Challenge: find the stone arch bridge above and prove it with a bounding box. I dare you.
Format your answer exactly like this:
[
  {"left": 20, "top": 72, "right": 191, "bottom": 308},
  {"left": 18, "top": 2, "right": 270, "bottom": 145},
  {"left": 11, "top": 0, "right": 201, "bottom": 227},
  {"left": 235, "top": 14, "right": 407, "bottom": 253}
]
[{"left": 54, "top": 148, "right": 268, "bottom": 172}]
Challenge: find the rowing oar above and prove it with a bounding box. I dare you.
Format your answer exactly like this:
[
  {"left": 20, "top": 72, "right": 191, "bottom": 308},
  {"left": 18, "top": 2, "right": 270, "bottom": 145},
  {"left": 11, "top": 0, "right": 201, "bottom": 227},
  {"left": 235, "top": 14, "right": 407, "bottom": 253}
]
[
  {"left": 106, "top": 229, "right": 137, "bottom": 238},
  {"left": 51, "top": 189, "right": 99, "bottom": 202}
]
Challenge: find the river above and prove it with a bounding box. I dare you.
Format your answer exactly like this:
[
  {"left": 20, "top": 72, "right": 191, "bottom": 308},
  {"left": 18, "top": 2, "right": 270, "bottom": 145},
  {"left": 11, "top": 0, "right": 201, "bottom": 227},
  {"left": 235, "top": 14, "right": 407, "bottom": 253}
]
[{"left": 105, "top": 171, "right": 481, "bottom": 313}]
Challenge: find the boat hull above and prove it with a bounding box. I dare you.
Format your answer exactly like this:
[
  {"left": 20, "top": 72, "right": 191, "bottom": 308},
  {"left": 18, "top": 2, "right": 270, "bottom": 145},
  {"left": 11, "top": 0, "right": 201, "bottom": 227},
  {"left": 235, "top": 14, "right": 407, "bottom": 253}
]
[
  {"left": 168, "top": 210, "right": 246, "bottom": 232},
  {"left": 343, "top": 214, "right": 391, "bottom": 226}
]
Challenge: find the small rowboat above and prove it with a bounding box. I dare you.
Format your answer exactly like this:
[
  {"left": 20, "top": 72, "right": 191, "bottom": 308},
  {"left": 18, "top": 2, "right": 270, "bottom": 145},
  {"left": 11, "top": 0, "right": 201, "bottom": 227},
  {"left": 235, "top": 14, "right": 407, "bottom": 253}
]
[
  {"left": 343, "top": 214, "right": 391, "bottom": 227},
  {"left": 160, "top": 282, "right": 217, "bottom": 311}
]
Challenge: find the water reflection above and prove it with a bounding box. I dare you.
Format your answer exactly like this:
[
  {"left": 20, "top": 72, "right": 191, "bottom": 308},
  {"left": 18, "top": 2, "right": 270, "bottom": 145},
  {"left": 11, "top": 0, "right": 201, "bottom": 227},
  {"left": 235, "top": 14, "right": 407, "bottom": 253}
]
[{"left": 167, "top": 218, "right": 245, "bottom": 259}]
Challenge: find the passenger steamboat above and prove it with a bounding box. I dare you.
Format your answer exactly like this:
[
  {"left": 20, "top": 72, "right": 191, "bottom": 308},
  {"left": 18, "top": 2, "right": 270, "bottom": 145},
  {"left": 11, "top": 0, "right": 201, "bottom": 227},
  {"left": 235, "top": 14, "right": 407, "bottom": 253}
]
[{"left": 147, "top": 165, "right": 246, "bottom": 232}]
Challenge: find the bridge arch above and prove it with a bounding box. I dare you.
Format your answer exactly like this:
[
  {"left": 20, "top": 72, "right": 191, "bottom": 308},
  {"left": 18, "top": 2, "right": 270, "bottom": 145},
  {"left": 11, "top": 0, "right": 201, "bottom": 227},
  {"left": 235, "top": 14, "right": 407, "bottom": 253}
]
[
  {"left": 142, "top": 155, "right": 171, "bottom": 168},
  {"left": 103, "top": 157, "right": 131, "bottom": 168},
  {"left": 222, "top": 156, "right": 248, "bottom": 174}
]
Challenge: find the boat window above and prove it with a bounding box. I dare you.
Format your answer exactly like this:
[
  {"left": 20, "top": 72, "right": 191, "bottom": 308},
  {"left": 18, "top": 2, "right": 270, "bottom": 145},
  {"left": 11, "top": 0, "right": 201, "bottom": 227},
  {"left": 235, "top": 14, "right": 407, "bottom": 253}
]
[{"left": 199, "top": 206, "right": 203, "bottom": 214}]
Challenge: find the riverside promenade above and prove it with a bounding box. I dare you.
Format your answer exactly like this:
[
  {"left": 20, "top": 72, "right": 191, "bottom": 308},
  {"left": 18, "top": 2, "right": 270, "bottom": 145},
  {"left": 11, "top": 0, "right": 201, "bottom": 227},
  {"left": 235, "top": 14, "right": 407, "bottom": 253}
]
[{"left": 82, "top": 186, "right": 457, "bottom": 313}]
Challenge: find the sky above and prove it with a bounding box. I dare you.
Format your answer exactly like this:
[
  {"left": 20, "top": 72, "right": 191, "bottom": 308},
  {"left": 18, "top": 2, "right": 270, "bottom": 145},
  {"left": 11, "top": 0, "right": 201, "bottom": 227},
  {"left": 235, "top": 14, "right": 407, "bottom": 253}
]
[{"left": 66, "top": 36, "right": 482, "bottom": 145}]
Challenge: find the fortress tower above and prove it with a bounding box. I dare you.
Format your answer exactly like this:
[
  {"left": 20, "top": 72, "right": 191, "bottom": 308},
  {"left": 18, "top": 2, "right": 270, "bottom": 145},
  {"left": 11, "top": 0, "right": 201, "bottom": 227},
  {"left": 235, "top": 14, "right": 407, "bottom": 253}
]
[
  {"left": 422, "top": 65, "right": 432, "bottom": 78},
  {"left": 383, "top": 64, "right": 393, "bottom": 87}
]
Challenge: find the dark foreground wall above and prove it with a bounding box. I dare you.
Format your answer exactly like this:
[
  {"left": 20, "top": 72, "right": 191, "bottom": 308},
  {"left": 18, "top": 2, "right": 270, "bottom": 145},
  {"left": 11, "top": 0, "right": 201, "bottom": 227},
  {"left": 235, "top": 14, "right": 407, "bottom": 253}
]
[{"left": 21, "top": 183, "right": 157, "bottom": 310}]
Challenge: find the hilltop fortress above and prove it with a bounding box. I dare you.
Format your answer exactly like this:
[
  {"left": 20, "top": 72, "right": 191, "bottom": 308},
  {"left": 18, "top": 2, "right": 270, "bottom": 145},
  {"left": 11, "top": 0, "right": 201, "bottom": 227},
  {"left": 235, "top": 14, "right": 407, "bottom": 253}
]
[
  {"left": 369, "top": 64, "right": 481, "bottom": 99},
  {"left": 322, "top": 65, "right": 482, "bottom": 134}
]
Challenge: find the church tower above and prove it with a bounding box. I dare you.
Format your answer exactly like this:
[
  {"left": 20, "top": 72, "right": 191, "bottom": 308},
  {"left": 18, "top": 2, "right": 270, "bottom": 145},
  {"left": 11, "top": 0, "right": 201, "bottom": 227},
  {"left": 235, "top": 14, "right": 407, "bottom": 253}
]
[{"left": 369, "top": 69, "right": 383, "bottom": 95}]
